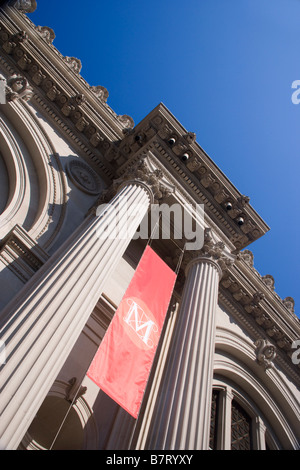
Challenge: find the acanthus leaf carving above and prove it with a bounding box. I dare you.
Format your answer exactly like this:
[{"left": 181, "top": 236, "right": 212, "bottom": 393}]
[
  {"left": 10, "top": 0, "right": 37, "bottom": 13},
  {"left": 91, "top": 157, "right": 174, "bottom": 213},
  {"left": 262, "top": 274, "right": 275, "bottom": 291},
  {"left": 90, "top": 85, "right": 109, "bottom": 103},
  {"left": 282, "top": 297, "right": 295, "bottom": 314},
  {"left": 237, "top": 249, "right": 254, "bottom": 267},
  {"left": 36, "top": 26, "right": 56, "bottom": 44},
  {"left": 64, "top": 56, "right": 82, "bottom": 74},
  {"left": 117, "top": 114, "right": 135, "bottom": 129},
  {"left": 182, "top": 227, "right": 236, "bottom": 277},
  {"left": 113, "top": 156, "right": 174, "bottom": 203}
]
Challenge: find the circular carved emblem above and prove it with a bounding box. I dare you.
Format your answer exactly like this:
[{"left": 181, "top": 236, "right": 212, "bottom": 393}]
[{"left": 66, "top": 160, "right": 102, "bottom": 195}]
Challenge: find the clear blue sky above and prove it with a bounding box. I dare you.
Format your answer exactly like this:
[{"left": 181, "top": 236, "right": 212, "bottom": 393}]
[{"left": 26, "top": 1, "right": 300, "bottom": 316}]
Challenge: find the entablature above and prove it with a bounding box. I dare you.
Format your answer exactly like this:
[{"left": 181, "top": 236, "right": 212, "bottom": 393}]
[
  {"left": 219, "top": 250, "right": 300, "bottom": 382},
  {"left": 0, "top": 6, "right": 270, "bottom": 255},
  {"left": 0, "top": 6, "right": 134, "bottom": 184},
  {"left": 114, "top": 104, "right": 270, "bottom": 252}
]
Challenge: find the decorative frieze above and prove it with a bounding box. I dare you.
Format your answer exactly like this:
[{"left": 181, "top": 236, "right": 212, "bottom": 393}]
[
  {"left": 237, "top": 249, "right": 298, "bottom": 319},
  {"left": 122, "top": 111, "right": 268, "bottom": 250}
]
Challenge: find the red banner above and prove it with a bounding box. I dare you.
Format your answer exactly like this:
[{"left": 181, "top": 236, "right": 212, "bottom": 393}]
[{"left": 87, "top": 246, "right": 177, "bottom": 418}]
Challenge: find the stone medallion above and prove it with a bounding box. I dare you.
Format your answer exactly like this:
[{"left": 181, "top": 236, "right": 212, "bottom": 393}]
[{"left": 66, "top": 160, "right": 102, "bottom": 195}]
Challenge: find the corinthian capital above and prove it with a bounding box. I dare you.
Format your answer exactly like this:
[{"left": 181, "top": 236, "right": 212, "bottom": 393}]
[
  {"left": 183, "top": 228, "right": 236, "bottom": 277},
  {"left": 113, "top": 156, "right": 175, "bottom": 203}
]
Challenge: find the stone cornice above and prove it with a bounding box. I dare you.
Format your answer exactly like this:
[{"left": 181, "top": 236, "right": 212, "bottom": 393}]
[
  {"left": 218, "top": 291, "right": 300, "bottom": 387},
  {"left": 0, "top": 6, "right": 133, "bottom": 183},
  {"left": 3, "top": 3, "right": 295, "bottom": 337},
  {"left": 0, "top": 6, "right": 133, "bottom": 138},
  {"left": 219, "top": 252, "right": 300, "bottom": 380},
  {"left": 114, "top": 104, "right": 270, "bottom": 252},
  {"left": 0, "top": 7, "right": 270, "bottom": 253}
]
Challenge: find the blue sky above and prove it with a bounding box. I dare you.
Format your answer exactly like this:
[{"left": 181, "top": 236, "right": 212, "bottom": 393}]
[{"left": 26, "top": 0, "right": 300, "bottom": 316}]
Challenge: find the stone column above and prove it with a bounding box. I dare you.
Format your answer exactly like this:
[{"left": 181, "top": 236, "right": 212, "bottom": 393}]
[
  {"left": 217, "top": 387, "right": 233, "bottom": 449},
  {"left": 0, "top": 157, "right": 171, "bottom": 450},
  {"left": 143, "top": 229, "right": 234, "bottom": 450},
  {"left": 253, "top": 416, "right": 267, "bottom": 450}
]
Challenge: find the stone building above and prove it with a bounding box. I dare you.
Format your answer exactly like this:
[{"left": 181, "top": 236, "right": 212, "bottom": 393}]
[{"left": 0, "top": 1, "right": 299, "bottom": 450}]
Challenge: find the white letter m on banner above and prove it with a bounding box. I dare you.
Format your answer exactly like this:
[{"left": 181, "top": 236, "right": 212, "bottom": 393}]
[{"left": 123, "top": 299, "right": 158, "bottom": 348}]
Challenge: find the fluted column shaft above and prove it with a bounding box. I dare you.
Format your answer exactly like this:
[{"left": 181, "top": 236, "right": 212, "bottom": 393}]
[
  {"left": 0, "top": 182, "right": 151, "bottom": 450},
  {"left": 144, "top": 255, "right": 222, "bottom": 450}
]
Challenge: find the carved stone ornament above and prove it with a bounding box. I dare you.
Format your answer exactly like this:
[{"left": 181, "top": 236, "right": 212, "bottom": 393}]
[
  {"left": 64, "top": 56, "right": 82, "bottom": 74},
  {"left": 255, "top": 338, "right": 277, "bottom": 370},
  {"left": 113, "top": 156, "right": 175, "bottom": 203},
  {"left": 237, "top": 249, "right": 254, "bottom": 267},
  {"left": 5, "top": 74, "right": 33, "bottom": 102},
  {"left": 262, "top": 274, "right": 275, "bottom": 290},
  {"left": 117, "top": 114, "right": 135, "bottom": 129},
  {"left": 282, "top": 296, "right": 295, "bottom": 314},
  {"left": 184, "top": 131, "right": 196, "bottom": 144},
  {"left": 238, "top": 195, "right": 250, "bottom": 207},
  {"left": 36, "top": 26, "right": 55, "bottom": 44},
  {"left": 66, "top": 159, "right": 102, "bottom": 195},
  {"left": 89, "top": 85, "right": 109, "bottom": 103},
  {"left": 94, "top": 156, "right": 174, "bottom": 206},
  {"left": 183, "top": 227, "right": 236, "bottom": 277},
  {"left": 10, "top": 0, "right": 37, "bottom": 13}
]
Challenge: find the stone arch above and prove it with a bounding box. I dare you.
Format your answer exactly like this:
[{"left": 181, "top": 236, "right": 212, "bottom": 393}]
[
  {"left": 0, "top": 98, "right": 67, "bottom": 249},
  {"left": 19, "top": 379, "right": 98, "bottom": 450},
  {"left": 214, "top": 328, "right": 300, "bottom": 449}
]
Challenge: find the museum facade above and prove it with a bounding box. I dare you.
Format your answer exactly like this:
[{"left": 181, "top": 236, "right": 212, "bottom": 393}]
[{"left": 0, "top": 1, "right": 299, "bottom": 450}]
